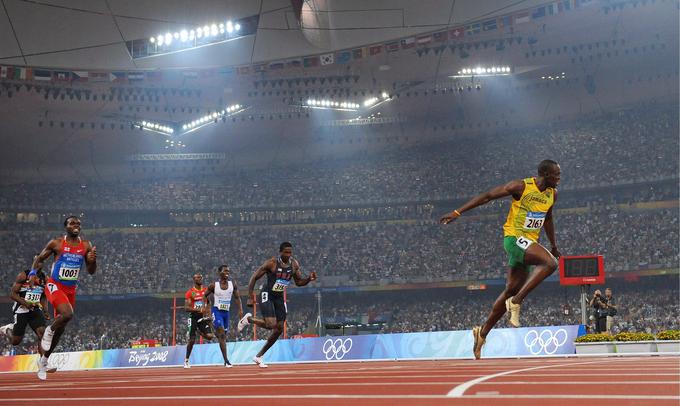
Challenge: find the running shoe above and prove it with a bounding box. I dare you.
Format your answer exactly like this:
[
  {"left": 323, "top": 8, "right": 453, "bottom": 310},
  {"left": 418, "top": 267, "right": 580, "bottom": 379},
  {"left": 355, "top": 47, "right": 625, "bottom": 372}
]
[
  {"left": 505, "top": 296, "right": 521, "bottom": 327},
  {"left": 0, "top": 323, "right": 14, "bottom": 337},
  {"left": 238, "top": 313, "right": 251, "bottom": 332},
  {"left": 37, "top": 355, "right": 48, "bottom": 380},
  {"left": 183, "top": 359, "right": 190, "bottom": 369},
  {"left": 253, "top": 356, "right": 268, "bottom": 368},
  {"left": 472, "top": 326, "right": 486, "bottom": 360},
  {"left": 40, "top": 326, "right": 54, "bottom": 352},
  {"left": 225, "top": 360, "right": 233, "bottom": 368}
]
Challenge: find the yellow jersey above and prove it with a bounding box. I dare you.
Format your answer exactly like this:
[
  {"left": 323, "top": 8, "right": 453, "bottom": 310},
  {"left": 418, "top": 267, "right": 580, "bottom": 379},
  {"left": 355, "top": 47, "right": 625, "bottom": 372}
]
[{"left": 502, "top": 177, "right": 555, "bottom": 242}]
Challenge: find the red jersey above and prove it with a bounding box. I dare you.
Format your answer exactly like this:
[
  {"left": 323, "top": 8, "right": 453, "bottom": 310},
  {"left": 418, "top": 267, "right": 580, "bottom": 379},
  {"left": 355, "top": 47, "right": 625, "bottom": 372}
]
[{"left": 185, "top": 286, "right": 207, "bottom": 311}]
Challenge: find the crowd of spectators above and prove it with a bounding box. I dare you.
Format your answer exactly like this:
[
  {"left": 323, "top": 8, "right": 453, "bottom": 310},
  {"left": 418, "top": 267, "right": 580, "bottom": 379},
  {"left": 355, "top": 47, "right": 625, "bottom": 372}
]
[
  {"left": 1, "top": 282, "right": 676, "bottom": 355},
  {"left": 0, "top": 205, "right": 676, "bottom": 294},
  {"left": 0, "top": 104, "right": 676, "bottom": 212}
]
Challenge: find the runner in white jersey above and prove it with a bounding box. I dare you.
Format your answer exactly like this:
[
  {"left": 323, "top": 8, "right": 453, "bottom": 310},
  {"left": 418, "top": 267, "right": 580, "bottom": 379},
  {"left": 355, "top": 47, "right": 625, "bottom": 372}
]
[{"left": 205, "top": 265, "right": 243, "bottom": 367}]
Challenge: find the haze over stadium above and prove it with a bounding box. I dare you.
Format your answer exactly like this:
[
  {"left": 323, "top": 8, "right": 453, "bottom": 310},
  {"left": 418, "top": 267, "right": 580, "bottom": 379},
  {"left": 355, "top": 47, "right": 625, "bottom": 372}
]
[{"left": 0, "top": 0, "right": 677, "bottom": 403}]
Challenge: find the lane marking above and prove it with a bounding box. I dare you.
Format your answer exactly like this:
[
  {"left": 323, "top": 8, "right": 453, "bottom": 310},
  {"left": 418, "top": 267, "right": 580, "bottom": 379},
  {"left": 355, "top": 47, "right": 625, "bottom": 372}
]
[
  {"left": 1, "top": 380, "right": 677, "bottom": 392},
  {"left": 0, "top": 394, "right": 678, "bottom": 401},
  {"left": 447, "top": 359, "right": 607, "bottom": 397}
]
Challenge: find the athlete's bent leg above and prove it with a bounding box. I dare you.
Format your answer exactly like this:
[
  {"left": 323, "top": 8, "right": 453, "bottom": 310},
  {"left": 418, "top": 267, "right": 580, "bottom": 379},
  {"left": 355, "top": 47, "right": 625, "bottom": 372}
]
[
  {"left": 480, "top": 266, "right": 527, "bottom": 338},
  {"left": 44, "top": 303, "right": 73, "bottom": 356},
  {"left": 247, "top": 316, "right": 268, "bottom": 328},
  {"left": 511, "top": 243, "right": 558, "bottom": 305},
  {"left": 256, "top": 320, "right": 284, "bottom": 357}
]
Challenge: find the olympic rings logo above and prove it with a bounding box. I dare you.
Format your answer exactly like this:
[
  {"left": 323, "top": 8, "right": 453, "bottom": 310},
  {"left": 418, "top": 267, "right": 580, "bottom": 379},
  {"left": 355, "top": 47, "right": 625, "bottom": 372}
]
[
  {"left": 322, "top": 338, "right": 353, "bottom": 360},
  {"left": 524, "top": 328, "right": 568, "bottom": 355}
]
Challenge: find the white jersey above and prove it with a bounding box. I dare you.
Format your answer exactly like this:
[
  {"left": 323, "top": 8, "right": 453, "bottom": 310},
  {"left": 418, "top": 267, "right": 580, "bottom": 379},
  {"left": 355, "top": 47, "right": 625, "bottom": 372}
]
[{"left": 213, "top": 280, "right": 234, "bottom": 311}]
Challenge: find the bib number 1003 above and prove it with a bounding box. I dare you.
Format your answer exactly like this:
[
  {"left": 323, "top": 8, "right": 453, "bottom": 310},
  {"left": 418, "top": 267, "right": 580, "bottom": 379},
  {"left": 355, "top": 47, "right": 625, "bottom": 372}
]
[{"left": 58, "top": 266, "right": 80, "bottom": 280}]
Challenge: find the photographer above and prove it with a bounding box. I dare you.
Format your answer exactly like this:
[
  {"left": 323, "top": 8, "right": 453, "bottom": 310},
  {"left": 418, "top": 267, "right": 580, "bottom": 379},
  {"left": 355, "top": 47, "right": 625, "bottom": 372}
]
[
  {"left": 589, "top": 289, "right": 608, "bottom": 333},
  {"left": 604, "top": 288, "right": 617, "bottom": 334}
]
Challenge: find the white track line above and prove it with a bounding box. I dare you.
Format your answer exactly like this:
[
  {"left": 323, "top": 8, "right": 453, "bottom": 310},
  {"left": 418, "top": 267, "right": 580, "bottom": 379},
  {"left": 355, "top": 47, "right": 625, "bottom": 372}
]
[
  {"left": 1, "top": 380, "right": 676, "bottom": 392},
  {"left": 447, "top": 359, "right": 610, "bottom": 397},
  {"left": 1, "top": 394, "right": 679, "bottom": 401}
]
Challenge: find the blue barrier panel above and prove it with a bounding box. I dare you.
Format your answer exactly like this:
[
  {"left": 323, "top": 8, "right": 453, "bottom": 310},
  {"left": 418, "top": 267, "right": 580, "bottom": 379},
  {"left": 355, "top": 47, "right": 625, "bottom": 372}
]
[{"left": 0, "top": 325, "right": 585, "bottom": 372}]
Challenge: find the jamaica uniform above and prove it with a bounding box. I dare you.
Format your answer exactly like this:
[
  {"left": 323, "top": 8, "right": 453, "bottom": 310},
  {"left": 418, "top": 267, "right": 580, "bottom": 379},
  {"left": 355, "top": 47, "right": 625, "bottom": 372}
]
[
  {"left": 502, "top": 177, "right": 555, "bottom": 267},
  {"left": 259, "top": 258, "right": 292, "bottom": 321},
  {"left": 185, "top": 286, "right": 212, "bottom": 337},
  {"left": 12, "top": 270, "right": 47, "bottom": 337}
]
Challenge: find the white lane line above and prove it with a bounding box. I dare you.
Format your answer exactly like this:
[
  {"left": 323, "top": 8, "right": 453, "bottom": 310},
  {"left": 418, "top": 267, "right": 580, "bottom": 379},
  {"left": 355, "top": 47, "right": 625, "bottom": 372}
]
[
  {"left": 447, "top": 359, "right": 607, "bottom": 397},
  {"left": 1, "top": 394, "right": 679, "bottom": 401},
  {"left": 1, "top": 380, "right": 676, "bottom": 392}
]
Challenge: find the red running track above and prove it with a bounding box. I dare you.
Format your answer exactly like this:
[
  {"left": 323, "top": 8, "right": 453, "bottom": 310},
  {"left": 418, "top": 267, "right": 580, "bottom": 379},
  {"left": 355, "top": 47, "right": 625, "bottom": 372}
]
[{"left": 0, "top": 356, "right": 678, "bottom": 405}]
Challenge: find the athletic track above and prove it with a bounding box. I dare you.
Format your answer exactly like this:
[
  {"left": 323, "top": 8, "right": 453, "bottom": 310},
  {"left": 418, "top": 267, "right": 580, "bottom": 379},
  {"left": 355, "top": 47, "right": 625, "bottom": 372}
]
[{"left": 0, "top": 356, "right": 678, "bottom": 405}]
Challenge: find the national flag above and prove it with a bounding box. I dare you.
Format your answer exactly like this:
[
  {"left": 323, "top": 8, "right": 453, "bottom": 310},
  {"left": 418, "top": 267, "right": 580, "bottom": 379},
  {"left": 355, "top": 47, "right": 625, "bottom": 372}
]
[
  {"left": 466, "top": 23, "right": 481, "bottom": 35},
  {"left": 433, "top": 31, "right": 448, "bottom": 42},
  {"left": 53, "top": 71, "right": 71, "bottom": 82},
  {"left": 72, "top": 71, "right": 88, "bottom": 82},
  {"left": 416, "top": 35, "right": 432, "bottom": 45},
  {"left": 303, "top": 56, "right": 319, "bottom": 67},
  {"left": 400, "top": 37, "right": 415, "bottom": 49},
  {"left": 34, "top": 70, "right": 53, "bottom": 81},
  {"left": 532, "top": 6, "right": 546, "bottom": 19},
  {"left": 0, "top": 66, "right": 8, "bottom": 79},
  {"left": 89, "top": 72, "right": 109, "bottom": 82},
  {"left": 269, "top": 61, "right": 284, "bottom": 70},
  {"left": 385, "top": 42, "right": 399, "bottom": 52},
  {"left": 146, "top": 71, "right": 162, "bottom": 81},
  {"left": 515, "top": 12, "right": 531, "bottom": 24},
  {"left": 482, "top": 19, "right": 497, "bottom": 31},
  {"left": 11, "top": 67, "right": 21, "bottom": 80},
  {"left": 352, "top": 48, "right": 365, "bottom": 59},
  {"left": 498, "top": 15, "right": 512, "bottom": 30},
  {"left": 237, "top": 66, "right": 250, "bottom": 75},
  {"left": 449, "top": 26, "right": 465, "bottom": 39},
  {"left": 320, "top": 53, "right": 334, "bottom": 65},
  {"left": 127, "top": 72, "right": 145, "bottom": 81},
  {"left": 336, "top": 50, "right": 351, "bottom": 64},
  {"left": 370, "top": 44, "right": 384, "bottom": 55},
  {"left": 111, "top": 72, "right": 127, "bottom": 83},
  {"left": 17, "top": 67, "right": 32, "bottom": 80},
  {"left": 286, "top": 59, "right": 302, "bottom": 68}
]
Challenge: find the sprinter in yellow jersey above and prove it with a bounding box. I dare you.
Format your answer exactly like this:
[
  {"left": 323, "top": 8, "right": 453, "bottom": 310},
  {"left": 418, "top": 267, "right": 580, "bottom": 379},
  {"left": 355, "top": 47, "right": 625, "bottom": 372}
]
[{"left": 440, "top": 160, "right": 561, "bottom": 360}]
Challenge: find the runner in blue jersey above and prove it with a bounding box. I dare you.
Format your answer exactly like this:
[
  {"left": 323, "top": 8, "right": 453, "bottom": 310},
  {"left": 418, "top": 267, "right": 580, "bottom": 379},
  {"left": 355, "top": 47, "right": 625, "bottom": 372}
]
[{"left": 237, "top": 242, "right": 317, "bottom": 368}]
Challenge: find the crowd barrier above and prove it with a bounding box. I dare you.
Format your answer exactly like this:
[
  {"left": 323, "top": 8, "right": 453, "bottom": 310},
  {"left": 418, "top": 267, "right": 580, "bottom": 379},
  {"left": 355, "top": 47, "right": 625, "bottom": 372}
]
[{"left": 0, "top": 325, "right": 584, "bottom": 373}]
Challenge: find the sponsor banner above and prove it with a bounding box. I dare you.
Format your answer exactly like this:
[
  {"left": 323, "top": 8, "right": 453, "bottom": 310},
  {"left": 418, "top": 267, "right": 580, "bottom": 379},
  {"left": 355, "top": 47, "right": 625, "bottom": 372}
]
[{"left": 0, "top": 326, "right": 583, "bottom": 372}]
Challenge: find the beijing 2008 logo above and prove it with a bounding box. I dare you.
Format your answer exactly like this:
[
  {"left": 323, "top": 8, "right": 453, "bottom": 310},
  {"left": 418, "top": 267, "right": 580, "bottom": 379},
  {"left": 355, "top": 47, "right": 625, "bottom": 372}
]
[
  {"left": 322, "top": 338, "right": 353, "bottom": 360},
  {"left": 524, "top": 328, "right": 568, "bottom": 355}
]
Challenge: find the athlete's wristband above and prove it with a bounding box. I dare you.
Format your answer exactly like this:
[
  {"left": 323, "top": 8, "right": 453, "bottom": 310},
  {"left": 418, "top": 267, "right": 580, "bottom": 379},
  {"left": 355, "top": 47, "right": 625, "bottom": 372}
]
[{"left": 453, "top": 210, "right": 462, "bottom": 217}]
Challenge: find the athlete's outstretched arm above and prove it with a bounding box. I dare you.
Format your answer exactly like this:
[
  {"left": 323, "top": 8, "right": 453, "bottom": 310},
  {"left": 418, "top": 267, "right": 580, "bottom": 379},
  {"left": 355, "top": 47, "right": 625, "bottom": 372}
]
[
  {"left": 231, "top": 282, "right": 244, "bottom": 319},
  {"left": 32, "top": 240, "right": 57, "bottom": 272},
  {"left": 246, "top": 260, "right": 272, "bottom": 306},
  {"left": 292, "top": 260, "right": 317, "bottom": 287},
  {"left": 543, "top": 191, "right": 561, "bottom": 258},
  {"left": 85, "top": 241, "right": 97, "bottom": 275},
  {"left": 440, "top": 179, "right": 525, "bottom": 224}
]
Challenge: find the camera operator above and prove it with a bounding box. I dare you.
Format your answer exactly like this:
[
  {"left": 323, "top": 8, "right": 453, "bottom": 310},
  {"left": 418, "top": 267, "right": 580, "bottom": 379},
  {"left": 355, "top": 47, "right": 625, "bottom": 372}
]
[
  {"left": 589, "top": 289, "right": 608, "bottom": 333},
  {"left": 604, "top": 288, "right": 617, "bottom": 334}
]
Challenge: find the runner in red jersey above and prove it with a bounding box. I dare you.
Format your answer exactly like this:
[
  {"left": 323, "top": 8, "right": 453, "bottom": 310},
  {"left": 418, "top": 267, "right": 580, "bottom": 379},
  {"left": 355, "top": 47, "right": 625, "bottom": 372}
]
[
  {"left": 31, "top": 215, "right": 96, "bottom": 380},
  {"left": 183, "top": 273, "right": 215, "bottom": 368}
]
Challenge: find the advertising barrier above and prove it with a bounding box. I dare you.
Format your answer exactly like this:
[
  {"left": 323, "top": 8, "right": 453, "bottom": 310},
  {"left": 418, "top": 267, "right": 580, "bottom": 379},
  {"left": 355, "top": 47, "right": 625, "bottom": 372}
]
[{"left": 0, "top": 325, "right": 584, "bottom": 373}]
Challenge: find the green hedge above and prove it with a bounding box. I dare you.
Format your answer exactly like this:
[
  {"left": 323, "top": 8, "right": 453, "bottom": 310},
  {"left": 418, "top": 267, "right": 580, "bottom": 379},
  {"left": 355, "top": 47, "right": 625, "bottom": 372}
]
[
  {"left": 656, "top": 330, "right": 680, "bottom": 340},
  {"left": 575, "top": 330, "right": 680, "bottom": 343},
  {"left": 614, "top": 332, "right": 655, "bottom": 342},
  {"left": 575, "top": 333, "right": 614, "bottom": 343}
]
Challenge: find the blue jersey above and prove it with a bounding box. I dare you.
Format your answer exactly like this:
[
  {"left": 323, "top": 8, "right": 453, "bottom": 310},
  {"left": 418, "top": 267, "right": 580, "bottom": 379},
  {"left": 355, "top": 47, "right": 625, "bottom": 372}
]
[{"left": 50, "top": 237, "right": 87, "bottom": 287}]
